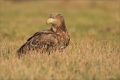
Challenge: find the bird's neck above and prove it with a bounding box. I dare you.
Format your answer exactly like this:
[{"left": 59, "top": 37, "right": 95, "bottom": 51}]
[
  {"left": 51, "top": 23, "right": 67, "bottom": 33},
  {"left": 51, "top": 22, "right": 67, "bottom": 33}
]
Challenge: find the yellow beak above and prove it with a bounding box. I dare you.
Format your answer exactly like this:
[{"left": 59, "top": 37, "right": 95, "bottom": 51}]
[{"left": 46, "top": 18, "right": 56, "bottom": 24}]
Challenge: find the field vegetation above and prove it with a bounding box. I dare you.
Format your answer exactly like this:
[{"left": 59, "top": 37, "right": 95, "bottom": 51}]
[{"left": 0, "top": 0, "right": 120, "bottom": 80}]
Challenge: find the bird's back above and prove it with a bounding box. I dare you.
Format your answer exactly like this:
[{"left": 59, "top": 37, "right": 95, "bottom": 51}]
[{"left": 17, "top": 29, "right": 58, "bottom": 55}]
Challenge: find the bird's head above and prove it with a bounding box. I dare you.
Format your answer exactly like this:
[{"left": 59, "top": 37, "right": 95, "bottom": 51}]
[{"left": 46, "top": 13, "right": 66, "bottom": 32}]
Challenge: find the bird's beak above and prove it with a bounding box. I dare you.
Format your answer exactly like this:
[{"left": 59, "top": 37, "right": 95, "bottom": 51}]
[{"left": 46, "top": 18, "right": 56, "bottom": 25}]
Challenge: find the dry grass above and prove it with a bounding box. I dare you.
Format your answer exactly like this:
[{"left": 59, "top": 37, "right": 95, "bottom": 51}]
[
  {"left": 0, "top": 38, "right": 120, "bottom": 80},
  {"left": 0, "top": 0, "right": 120, "bottom": 80}
]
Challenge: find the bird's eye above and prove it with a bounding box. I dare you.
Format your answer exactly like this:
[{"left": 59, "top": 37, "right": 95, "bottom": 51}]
[
  {"left": 49, "top": 16, "right": 54, "bottom": 19},
  {"left": 52, "top": 17, "right": 55, "bottom": 19}
]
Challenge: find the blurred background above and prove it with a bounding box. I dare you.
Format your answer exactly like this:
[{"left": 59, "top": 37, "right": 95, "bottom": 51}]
[{"left": 0, "top": 0, "right": 120, "bottom": 41}]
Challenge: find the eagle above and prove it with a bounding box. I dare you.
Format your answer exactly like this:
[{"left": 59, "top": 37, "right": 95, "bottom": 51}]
[{"left": 17, "top": 13, "right": 70, "bottom": 56}]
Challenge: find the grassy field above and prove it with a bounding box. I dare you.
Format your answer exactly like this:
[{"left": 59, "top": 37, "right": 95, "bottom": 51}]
[{"left": 0, "top": 0, "right": 120, "bottom": 80}]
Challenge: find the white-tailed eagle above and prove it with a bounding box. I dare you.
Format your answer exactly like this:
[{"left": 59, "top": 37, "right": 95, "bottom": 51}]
[{"left": 17, "top": 13, "right": 70, "bottom": 56}]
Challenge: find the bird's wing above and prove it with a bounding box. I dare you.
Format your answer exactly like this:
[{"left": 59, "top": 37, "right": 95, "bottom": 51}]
[
  {"left": 17, "top": 30, "right": 58, "bottom": 54},
  {"left": 27, "top": 29, "right": 53, "bottom": 41},
  {"left": 27, "top": 32, "right": 41, "bottom": 41}
]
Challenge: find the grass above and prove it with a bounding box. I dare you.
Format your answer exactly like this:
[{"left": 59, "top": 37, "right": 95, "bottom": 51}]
[{"left": 0, "top": 0, "right": 120, "bottom": 80}]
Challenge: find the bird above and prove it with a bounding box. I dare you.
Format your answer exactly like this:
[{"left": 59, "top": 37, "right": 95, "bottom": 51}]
[{"left": 17, "top": 13, "right": 70, "bottom": 57}]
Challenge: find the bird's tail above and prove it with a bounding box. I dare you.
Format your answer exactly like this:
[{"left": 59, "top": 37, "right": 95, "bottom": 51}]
[{"left": 16, "top": 44, "right": 27, "bottom": 58}]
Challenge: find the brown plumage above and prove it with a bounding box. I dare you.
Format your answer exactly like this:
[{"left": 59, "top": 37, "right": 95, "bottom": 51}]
[{"left": 17, "top": 13, "right": 70, "bottom": 56}]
